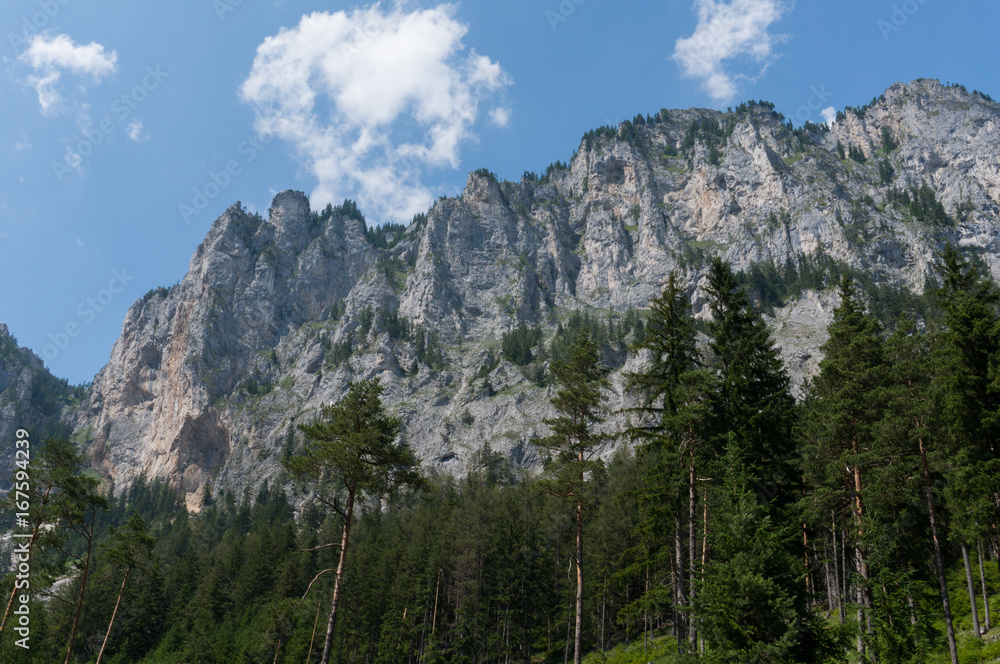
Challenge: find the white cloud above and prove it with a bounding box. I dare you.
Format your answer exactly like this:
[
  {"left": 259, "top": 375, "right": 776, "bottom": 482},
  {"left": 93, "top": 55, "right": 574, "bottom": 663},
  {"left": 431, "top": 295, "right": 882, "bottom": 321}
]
[
  {"left": 672, "top": 0, "right": 790, "bottom": 104},
  {"left": 126, "top": 119, "right": 148, "bottom": 142},
  {"left": 489, "top": 107, "right": 511, "bottom": 127},
  {"left": 14, "top": 133, "right": 31, "bottom": 150},
  {"left": 821, "top": 106, "right": 837, "bottom": 127},
  {"left": 18, "top": 34, "right": 117, "bottom": 114},
  {"left": 241, "top": 5, "right": 511, "bottom": 223}
]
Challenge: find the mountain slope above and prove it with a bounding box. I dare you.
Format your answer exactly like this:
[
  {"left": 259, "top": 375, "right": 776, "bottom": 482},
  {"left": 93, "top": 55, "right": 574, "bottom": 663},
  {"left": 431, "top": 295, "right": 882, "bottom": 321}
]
[
  {"left": 0, "top": 324, "right": 83, "bottom": 491},
  {"left": 64, "top": 78, "right": 1000, "bottom": 508}
]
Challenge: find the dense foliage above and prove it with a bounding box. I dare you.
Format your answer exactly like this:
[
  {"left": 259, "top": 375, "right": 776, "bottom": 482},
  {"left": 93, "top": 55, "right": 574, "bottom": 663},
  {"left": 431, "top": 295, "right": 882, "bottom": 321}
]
[{"left": 0, "top": 330, "right": 84, "bottom": 441}]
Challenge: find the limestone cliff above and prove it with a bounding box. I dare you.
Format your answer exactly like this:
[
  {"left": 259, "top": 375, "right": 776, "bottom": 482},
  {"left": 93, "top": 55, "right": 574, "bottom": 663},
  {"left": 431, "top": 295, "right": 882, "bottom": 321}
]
[{"left": 63, "top": 79, "right": 1000, "bottom": 508}]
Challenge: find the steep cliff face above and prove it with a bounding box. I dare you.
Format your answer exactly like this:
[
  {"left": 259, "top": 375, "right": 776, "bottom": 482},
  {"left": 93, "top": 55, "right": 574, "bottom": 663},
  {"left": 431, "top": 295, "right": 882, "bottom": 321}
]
[
  {"left": 75, "top": 195, "right": 377, "bottom": 508},
  {"left": 69, "top": 79, "right": 1000, "bottom": 508}
]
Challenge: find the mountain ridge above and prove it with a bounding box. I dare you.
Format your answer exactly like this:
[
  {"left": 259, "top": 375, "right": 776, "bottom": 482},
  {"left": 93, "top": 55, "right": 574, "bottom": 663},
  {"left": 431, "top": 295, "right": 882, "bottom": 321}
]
[{"left": 7, "top": 77, "right": 1000, "bottom": 509}]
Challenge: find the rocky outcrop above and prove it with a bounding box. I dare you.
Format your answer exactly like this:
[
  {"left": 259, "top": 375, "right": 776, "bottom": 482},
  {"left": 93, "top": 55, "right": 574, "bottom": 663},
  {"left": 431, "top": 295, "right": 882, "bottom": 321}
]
[
  {"left": 0, "top": 325, "right": 80, "bottom": 491},
  {"left": 62, "top": 79, "right": 1000, "bottom": 509}
]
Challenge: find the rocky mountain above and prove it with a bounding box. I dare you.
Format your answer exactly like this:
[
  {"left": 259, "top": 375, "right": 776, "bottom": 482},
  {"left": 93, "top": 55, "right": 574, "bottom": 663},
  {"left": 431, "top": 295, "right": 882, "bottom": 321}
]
[
  {"left": 33, "top": 78, "right": 1000, "bottom": 510},
  {"left": 0, "top": 324, "right": 82, "bottom": 491}
]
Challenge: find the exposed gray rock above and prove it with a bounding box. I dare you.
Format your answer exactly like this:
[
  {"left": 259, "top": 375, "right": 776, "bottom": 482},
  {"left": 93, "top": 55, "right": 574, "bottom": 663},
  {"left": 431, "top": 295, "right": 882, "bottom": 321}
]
[{"left": 58, "top": 79, "right": 1000, "bottom": 509}]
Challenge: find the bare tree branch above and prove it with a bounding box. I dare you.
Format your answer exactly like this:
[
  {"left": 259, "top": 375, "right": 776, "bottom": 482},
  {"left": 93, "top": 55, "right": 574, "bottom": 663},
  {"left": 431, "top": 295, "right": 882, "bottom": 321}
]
[{"left": 302, "top": 569, "right": 337, "bottom": 600}]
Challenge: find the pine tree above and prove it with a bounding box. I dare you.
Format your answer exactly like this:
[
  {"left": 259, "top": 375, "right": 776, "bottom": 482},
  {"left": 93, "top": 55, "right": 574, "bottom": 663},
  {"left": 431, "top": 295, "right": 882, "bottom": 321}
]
[
  {"left": 802, "top": 277, "right": 887, "bottom": 658},
  {"left": 288, "top": 378, "right": 423, "bottom": 664},
  {"left": 0, "top": 439, "right": 92, "bottom": 634},
  {"left": 705, "top": 257, "right": 797, "bottom": 507},
  {"left": 625, "top": 272, "right": 710, "bottom": 649},
  {"left": 696, "top": 439, "right": 841, "bottom": 664},
  {"left": 882, "top": 317, "right": 958, "bottom": 663},
  {"left": 627, "top": 273, "right": 706, "bottom": 433},
  {"left": 94, "top": 513, "right": 156, "bottom": 664},
  {"left": 58, "top": 471, "right": 109, "bottom": 664},
  {"left": 537, "top": 327, "right": 610, "bottom": 664},
  {"left": 934, "top": 243, "right": 1000, "bottom": 455},
  {"left": 931, "top": 244, "right": 1000, "bottom": 657},
  {"left": 691, "top": 265, "right": 841, "bottom": 663}
]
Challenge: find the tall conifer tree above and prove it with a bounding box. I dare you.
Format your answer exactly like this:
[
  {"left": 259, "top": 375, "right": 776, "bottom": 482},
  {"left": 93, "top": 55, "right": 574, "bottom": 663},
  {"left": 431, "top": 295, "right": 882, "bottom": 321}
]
[
  {"left": 288, "top": 378, "right": 422, "bottom": 664},
  {"left": 882, "top": 316, "right": 958, "bottom": 663},
  {"left": 538, "top": 326, "right": 610, "bottom": 664},
  {"left": 625, "top": 272, "right": 710, "bottom": 648},
  {"left": 802, "top": 277, "right": 888, "bottom": 658},
  {"left": 705, "top": 257, "right": 797, "bottom": 508}
]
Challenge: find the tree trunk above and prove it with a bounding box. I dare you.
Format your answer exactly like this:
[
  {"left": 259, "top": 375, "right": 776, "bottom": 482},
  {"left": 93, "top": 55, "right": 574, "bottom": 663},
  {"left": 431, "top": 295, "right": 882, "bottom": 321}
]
[
  {"left": 669, "top": 553, "right": 676, "bottom": 640},
  {"left": 701, "top": 485, "right": 708, "bottom": 654},
  {"left": 320, "top": 487, "right": 356, "bottom": 664},
  {"left": 0, "top": 523, "right": 42, "bottom": 633},
  {"left": 855, "top": 547, "right": 866, "bottom": 659},
  {"left": 850, "top": 450, "right": 870, "bottom": 658},
  {"left": 688, "top": 458, "right": 697, "bottom": 649},
  {"left": 919, "top": 437, "right": 958, "bottom": 664},
  {"left": 644, "top": 568, "right": 649, "bottom": 655},
  {"left": 0, "top": 483, "right": 54, "bottom": 633},
  {"left": 564, "top": 578, "right": 572, "bottom": 664},
  {"left": 674, "top": 512, "right": 686, "bottom": 648},
  {"left": 840, "top": 525, "right": 847, "bottom": 624},
  {"left": 64, "top": 509, "right": 96, "bottom": 664},
  {"left": 600, "top": 578, "right": 606, "bottom": 652},
  {"left": 823, "top": 539, "right": 834, "bottom": 615},
  {"left": 702, "top": 485, "right": 709, "bottom": 571},
  {"left": 432, "top": 567, "right": 441, "bottom": 636},
  {"left": 574, "top": 496, "right": 583, "bottom": 664},
  {"left": 964, "top": 542, "right": 982, "bottom": 637},
  {"left": 95, "top": 567, "right": 130, "bottom": 664},
  {"left": 831, "top": 515, "right": 842, "bottom": 622},
  {"left": 801, "top": 476, "right": 812, "bottom": 603},
  {"left": 308, "top": 597, "right": 322, "bottom": 664},
  {"left": 804, "top": 524, "right": 812, "bottom": 601},
  {"left": 978, "top": 540, "right": 992, "bottom": 632}
]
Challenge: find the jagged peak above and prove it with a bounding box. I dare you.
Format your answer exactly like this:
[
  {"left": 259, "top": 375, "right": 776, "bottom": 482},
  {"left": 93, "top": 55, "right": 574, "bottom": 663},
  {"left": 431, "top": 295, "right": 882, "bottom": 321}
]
[
  {"left": 268, "top": 189, "right": 311, "bottom": 220},
  {"left": 896, "top": 77, "right": 996, "bottom": 101},
  {"left": 203, "top": 190, "right": 310, "bottom": 237},
  {"left": 836, "top": 78, "right": 996, "bottom": 123},
  {"left": 461, "top": 168, "right": 506, "bottom": 205}
]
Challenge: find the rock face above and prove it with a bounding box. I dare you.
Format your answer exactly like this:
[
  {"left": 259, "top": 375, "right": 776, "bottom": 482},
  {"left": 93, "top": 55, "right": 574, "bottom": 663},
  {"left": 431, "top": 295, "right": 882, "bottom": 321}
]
[
  {"left": 0, "top": 325, "right": 80, "bottom": 491},
  {"left": 61, "top": 79, "right": 1000, "bottom": 509}
]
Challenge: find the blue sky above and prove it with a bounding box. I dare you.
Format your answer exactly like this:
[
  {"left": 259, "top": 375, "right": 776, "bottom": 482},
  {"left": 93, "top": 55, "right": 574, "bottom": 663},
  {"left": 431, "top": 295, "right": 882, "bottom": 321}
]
[{"left": 2, "top": 0, "right": 997, "bottom": 384}]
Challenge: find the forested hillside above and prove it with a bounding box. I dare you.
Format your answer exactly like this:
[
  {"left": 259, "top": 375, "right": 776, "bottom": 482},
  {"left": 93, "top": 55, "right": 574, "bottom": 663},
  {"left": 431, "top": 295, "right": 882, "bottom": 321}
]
[
  {"left": 2, "top": 248, "right": 999, "bottom": 664},
  {"left": 0, "top": 324, "right": 84, "bottom": 493}
]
